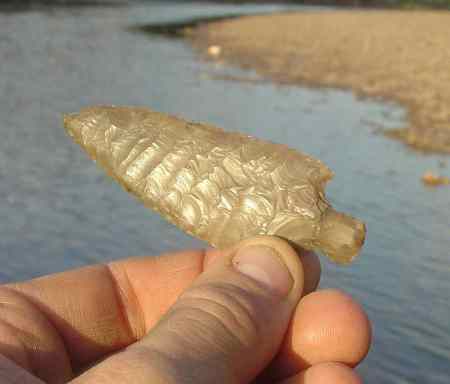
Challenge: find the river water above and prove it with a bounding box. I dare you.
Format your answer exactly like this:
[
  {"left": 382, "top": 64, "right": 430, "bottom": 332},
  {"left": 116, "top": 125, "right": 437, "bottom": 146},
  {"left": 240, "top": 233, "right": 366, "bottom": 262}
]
[{"left": 0, "top": 1, "right": 449, "bottom": 383}]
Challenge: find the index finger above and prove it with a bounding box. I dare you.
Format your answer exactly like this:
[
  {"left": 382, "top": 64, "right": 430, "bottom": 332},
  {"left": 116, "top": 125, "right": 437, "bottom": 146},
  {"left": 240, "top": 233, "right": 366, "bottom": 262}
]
[
  {"left": 4, "top": 245, "right": 320, "bottom": 371},
  {"left": 5, "top": 248, "right": 214, "bottom": 370}
]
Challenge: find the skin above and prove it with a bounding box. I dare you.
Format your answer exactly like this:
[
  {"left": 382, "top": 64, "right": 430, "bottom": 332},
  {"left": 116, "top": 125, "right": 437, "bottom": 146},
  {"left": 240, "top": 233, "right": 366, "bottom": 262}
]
[{"left": 0, "top": 236, "right": 371, "bottom": 383}]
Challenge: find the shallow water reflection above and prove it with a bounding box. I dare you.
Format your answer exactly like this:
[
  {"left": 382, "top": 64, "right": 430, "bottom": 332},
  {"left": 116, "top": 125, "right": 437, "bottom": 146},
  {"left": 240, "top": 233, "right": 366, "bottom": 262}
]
[{"left": 0, "top": 2, "right": 449, "bottom": 383}]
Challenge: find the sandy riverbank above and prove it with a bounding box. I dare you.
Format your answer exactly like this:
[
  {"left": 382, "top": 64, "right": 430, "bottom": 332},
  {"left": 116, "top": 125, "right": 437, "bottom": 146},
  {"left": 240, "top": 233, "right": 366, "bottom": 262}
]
[{"left": 191, "top": 10, "right": 450, "bottom": 154}]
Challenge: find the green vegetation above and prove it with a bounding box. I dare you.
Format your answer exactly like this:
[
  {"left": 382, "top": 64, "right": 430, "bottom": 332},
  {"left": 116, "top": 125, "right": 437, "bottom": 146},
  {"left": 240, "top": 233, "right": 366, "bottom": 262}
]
[
  {"left": 304, "top": 0, "right": 450, "bottom": 8},
  {"left": 396, "top": 0, "right": 450, "bottom": 8},
  {"left": 224, "top": 0, "right": 450, "bottom": 9}
]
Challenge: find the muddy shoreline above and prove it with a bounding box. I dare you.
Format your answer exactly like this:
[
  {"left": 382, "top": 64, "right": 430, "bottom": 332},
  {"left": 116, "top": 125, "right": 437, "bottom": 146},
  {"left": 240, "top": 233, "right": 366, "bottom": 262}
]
[{"left": 190, "top": 10, "right": 450, "bottom": 154}]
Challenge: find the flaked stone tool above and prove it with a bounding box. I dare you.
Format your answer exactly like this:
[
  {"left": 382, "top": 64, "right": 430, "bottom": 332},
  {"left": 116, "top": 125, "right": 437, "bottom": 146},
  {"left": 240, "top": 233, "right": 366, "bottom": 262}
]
[{"left": 64, "top": 106, "right": 366, "bottom": 264}]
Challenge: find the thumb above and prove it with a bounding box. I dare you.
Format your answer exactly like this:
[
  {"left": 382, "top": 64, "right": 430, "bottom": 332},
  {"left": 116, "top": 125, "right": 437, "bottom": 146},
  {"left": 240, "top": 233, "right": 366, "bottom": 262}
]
[
  {"left": 141, "top": 236, "right": 304, "bottom": 384},
  {"left": 72, "top": 236, "right": 304, "bottom": 384}
]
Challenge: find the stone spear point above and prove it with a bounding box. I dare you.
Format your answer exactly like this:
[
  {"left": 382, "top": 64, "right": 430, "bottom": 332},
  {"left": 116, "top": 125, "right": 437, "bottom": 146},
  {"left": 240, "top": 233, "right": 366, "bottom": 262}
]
[{"left": 64, "top": 106, "right": 366, "bottom": 264}]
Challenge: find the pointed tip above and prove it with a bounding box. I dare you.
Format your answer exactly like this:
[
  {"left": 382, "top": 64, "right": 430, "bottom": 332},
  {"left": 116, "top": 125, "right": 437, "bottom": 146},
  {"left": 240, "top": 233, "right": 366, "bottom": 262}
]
[
  {"left": 63, "top": 113, "right": 79, "bottom": 138},
  {"left": 63, "top": 113, "right": 72, "bottom": 127}
]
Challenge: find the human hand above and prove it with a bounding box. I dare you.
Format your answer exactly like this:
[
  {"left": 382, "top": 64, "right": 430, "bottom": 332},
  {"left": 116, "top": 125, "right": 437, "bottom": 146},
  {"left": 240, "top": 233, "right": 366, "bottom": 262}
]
[{"left": 0, "top": 236, "right": 371, "bottom": 383}]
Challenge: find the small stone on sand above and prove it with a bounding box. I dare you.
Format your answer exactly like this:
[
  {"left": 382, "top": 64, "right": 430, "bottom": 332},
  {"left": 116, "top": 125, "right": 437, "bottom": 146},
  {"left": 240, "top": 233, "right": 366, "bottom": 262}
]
[
  {"left": 207, "top": 45, "right": 221, "bottom": 57},
  {"left": 421, "top": 171, "right": 450, "bottom": 186}
]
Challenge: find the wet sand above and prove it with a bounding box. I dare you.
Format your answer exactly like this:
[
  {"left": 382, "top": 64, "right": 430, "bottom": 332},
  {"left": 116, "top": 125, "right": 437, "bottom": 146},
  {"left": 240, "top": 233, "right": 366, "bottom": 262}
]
[{"left": 191, "top": 10, "right": 450, "bottom": 153}]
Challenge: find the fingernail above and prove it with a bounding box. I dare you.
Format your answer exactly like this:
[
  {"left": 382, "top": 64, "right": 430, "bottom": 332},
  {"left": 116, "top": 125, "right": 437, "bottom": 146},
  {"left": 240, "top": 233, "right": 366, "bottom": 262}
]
[{"left": 233, "top": 245, "right": 293, "bottom": 297}]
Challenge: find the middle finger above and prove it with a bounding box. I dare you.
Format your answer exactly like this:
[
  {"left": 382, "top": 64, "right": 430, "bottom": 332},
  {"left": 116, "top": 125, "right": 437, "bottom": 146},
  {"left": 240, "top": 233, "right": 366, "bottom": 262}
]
[{"left": 260, "top": 289, "right": 371, "bottom": 381}]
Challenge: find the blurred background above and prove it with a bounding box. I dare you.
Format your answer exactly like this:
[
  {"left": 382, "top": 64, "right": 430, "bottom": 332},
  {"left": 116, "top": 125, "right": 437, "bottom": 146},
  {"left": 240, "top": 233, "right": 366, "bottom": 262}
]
[{"left": 0, "top": 1, "right": 449, "bottom": 383}]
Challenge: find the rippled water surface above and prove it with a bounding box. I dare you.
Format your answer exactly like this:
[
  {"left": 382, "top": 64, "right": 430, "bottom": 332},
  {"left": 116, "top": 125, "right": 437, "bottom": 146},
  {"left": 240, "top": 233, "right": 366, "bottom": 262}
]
[{"left": 0, "top": 2, "right": 449, "bottom": 383}]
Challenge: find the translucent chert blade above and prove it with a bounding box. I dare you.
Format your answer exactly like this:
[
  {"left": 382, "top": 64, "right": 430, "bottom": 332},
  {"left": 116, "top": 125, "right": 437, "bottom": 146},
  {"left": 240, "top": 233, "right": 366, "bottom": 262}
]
[{"left": 64, "top": 106, "right": 366, "bottom": 264}]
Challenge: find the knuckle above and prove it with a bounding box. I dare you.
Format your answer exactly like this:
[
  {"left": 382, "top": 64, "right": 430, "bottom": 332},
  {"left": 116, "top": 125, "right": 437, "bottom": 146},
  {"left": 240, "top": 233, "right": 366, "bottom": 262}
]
[{"left": 170, "top": 282, "right": 265, "bottom": 350}]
